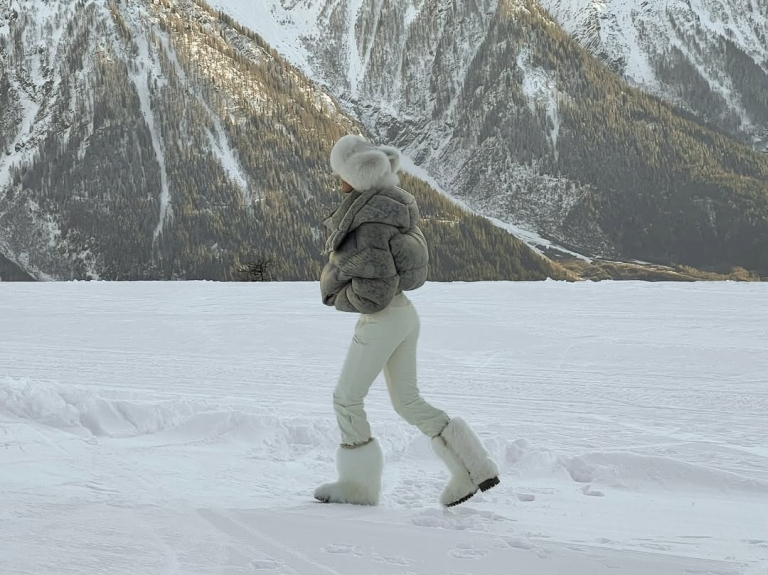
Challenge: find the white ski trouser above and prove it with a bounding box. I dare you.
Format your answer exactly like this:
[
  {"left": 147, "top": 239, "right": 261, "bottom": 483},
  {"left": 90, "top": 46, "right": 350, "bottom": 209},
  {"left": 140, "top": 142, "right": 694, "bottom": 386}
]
[{"left": 333, "top": 293, "right": 450, "bottom": 446}]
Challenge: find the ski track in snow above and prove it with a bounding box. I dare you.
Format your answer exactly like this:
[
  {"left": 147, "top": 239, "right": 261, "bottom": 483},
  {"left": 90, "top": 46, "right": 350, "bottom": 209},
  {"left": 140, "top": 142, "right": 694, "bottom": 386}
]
[
  {"left": 129, "top": 32, "right": 172, "bottom": 246},
  {"left": 345, "top": 0, "right": 365, "bottom": 96},
  {"left": 159, "top": 33, "right": 236, "bottom": 212},
  {"left": 154, "top": 31, "right": 251, "bottom": 204},
  {"left": 1, "top": 281, "right": 767, "bottom": 574},
  {"left": 518, "top": 49, "right": 562, "bottom": 163},
  {"left": 204, "top": 116, "right": 251, "bottom": 204}
]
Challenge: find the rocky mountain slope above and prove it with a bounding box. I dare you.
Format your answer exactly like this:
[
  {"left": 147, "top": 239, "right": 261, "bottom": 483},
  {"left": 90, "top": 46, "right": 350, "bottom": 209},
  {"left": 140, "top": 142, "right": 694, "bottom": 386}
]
[
  {"left": 214, "top": 0, "right": 768, "bottom": 276},
  {"left": 540, "top": 0, "right": 768, "bottom": 151},
  {"left": 0, "top": 0, "right": 565, "bottom": 281}
]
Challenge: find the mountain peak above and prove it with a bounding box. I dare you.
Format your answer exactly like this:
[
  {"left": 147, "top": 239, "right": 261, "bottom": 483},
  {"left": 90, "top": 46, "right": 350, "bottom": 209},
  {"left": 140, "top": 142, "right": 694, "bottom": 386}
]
[{"left": 540, "top": 0, "right": 768, "bottom": 150}]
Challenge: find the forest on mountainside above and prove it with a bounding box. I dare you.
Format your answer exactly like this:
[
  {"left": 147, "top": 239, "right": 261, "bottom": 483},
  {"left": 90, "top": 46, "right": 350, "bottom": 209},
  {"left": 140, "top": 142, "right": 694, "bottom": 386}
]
[
  {"left": 449, "top": 0, "right": 768, "bottom": 275},
  {"left": 0, "top": 0, "right": 566, "bottom": 281}
]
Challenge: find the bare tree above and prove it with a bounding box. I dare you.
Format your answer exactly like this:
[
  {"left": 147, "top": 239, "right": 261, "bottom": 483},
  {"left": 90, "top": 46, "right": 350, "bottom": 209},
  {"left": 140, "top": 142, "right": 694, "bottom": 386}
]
[{"left": 237, "top": 259, "right": 273, "bottom": 282}]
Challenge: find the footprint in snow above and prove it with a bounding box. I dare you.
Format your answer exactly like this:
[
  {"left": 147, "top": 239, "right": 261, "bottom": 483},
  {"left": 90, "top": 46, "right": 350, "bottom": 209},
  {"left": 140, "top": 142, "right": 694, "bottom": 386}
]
[
  {"left": 223, "top": 547, "right": 282, "bottom": 572},
  {"left": 450, "top": 543, "right": 489, "bottom": 559},
  {"left": 500, "top": 536, "right": 535, "bottom": 550},
  {"left": 249, "top": 559, "right": 281, "bottom": 571},
  {"left": 636, "top": 541, "right": 672, "bottom": 551},
  {"left": 373, "top": 555, "right": 411, "bottom": 566},
  {"left": 581, "top": 484, "right": 605, "bottom": 497},
  {"left": 322, "top": 544, "right": 364, "bottom": 557},
  {"left": 411, "top": 507, "right": 511, "bottom": 531},
  {"left": 323, "top": 544, "right": 412, "bottom": 566}
]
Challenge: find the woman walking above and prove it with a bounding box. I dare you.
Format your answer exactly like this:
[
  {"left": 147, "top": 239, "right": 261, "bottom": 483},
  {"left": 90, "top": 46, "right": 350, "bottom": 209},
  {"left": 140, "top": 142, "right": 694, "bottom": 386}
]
[{"left": 315, "top": 135, "right": 500, "bottom": 507}]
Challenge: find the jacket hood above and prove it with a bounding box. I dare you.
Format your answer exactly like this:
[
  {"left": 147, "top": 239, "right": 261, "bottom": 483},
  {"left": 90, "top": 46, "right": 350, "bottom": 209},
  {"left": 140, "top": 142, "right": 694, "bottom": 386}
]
[
  {"left": 330, "top": 135, "right": 401, "bottom": 191},
  {"left": 323, "top": 188, "right": 419, "bottom": 254}
]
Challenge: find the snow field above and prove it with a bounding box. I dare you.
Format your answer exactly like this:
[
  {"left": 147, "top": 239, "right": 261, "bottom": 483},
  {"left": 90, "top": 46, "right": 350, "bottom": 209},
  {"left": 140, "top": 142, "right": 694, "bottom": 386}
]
[{"left": 1, "top": 281, "right": 767, "bottom": 574}]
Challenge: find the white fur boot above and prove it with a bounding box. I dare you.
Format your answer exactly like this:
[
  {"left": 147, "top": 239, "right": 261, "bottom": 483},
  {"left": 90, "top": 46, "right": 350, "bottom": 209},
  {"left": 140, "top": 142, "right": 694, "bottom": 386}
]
[
  {"left": 314, "top": 439, "right": 384, "bottom": 505},
  {"left": 432, "top": 435, "right": 478, "bottom": 507},
  {"left": 432, "top": 418, "right": 500, "bottom": 507}
]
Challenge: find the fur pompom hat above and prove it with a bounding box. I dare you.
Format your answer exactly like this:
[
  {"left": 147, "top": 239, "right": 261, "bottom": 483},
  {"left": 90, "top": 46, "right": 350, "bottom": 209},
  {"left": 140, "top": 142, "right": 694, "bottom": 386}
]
[{"left": 330, "top": 135, "right": 401, "bottom": 191}]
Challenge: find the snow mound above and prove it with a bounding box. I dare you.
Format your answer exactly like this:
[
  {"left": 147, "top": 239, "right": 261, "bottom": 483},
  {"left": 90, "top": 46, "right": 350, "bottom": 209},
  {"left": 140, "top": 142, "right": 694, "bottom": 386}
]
[
  {"left": 0, "top": 377, "right": 210, "bottom": 437},
  {"left": 5, "top": 378, "right": 765, "bottom": 496},
  {"left": 0, "top": 378, "right": 337, "bottom": 453},
  {"left": 498, "top": 436, "right": 768, "bottom": 494},
  {"left": 564, "top": 452, "right": 768, "bottom": 494}
]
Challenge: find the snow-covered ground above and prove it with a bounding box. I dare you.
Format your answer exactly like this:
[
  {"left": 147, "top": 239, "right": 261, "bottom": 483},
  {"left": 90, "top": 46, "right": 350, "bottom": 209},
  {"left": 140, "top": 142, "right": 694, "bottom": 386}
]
[{"left": 1, "top": 281, "right": 767, "bottom": 575}]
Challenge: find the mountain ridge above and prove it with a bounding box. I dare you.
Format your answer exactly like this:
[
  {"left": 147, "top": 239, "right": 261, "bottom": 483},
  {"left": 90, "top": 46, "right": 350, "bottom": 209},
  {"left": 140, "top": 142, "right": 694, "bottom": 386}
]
[
  {"left": 0, "top": 0, "right": 567, "bottom": 282},
  {"left": 539, "top": 0, "right": 768, "bottom": 152},
  {"left": 212, "top": 0, "right": 768, "bottom": 276}
]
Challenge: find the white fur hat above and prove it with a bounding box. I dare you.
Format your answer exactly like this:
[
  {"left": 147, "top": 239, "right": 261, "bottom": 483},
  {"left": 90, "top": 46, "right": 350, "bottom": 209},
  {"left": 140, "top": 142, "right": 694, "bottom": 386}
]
[{"left": 330, "top": 135, "right": 401, "bottom": 191}]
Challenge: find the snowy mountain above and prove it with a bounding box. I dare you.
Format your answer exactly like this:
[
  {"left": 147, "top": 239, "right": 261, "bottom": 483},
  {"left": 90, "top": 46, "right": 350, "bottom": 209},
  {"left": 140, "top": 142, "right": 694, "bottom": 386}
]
[
  {"left": 212, "top": 0, "right": 768, "bottom": 276},
  {"left": 3, "top": 0, "right": 768, "bottom": 280},
  {"left": 3, "top": 281, "right": 768, "bottom": 573},
  {"left": 0, "top": 0, "right": 564, "bottom": 281},
  {"left": 540, "top": 0, "right": 768, "bottom": 151}
]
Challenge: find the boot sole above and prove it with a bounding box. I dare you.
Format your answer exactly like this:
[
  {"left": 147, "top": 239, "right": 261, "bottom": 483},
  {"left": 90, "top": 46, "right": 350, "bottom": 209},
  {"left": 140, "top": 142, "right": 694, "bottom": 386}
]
[
  {"left": 446, "top": 490, "right": 477, "bottom": 507},
  {"left": 479, "top": 476, "right": 500, "bottom": 492},
  {"left": 446, "top": 477, "right": 500, "bottom": 507}
]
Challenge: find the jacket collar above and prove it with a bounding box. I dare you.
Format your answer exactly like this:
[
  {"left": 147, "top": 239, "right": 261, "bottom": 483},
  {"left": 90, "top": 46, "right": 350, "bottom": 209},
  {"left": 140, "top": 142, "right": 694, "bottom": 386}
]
[{"left": 323, "top": 189, "right": 379, "bottom": 254}]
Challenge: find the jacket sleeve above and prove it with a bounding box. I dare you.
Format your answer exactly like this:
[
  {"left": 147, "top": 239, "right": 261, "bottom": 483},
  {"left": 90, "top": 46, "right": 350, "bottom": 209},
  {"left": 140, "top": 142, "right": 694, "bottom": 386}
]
[
  {"left": 330, "top": 223, "right": 400, "bottom": 314},
  {"left": 320, "top": 260, "right": 349, "bottom": 308}
]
